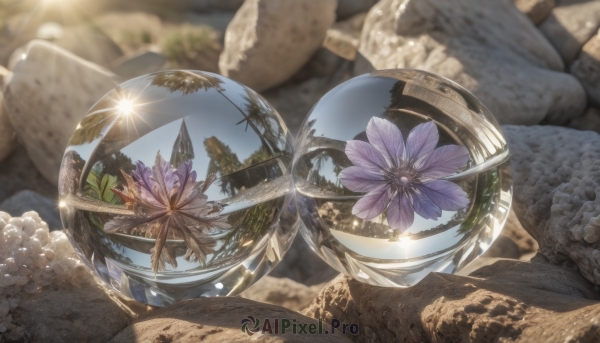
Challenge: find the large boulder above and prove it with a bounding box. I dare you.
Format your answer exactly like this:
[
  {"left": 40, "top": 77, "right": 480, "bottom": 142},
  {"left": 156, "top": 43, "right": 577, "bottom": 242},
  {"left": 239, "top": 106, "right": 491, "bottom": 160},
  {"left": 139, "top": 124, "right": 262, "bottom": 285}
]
[
  {"left": 109, "top": 297, "right": 352, "bottom": 342},
  {"left": 355, "top": 0, "right": 586, "bottom": 125},
  {"left": 538, "top": 1, "right": 600, "bottom": 64},
  {"left": 504, "top": 125, "right": 600, "bottom": 285},
  {"left": 219, "top": 0, "right": 336, "bottom": 91},
  {"left": 304, "top": 258, "right": 599, "bottom": 342},
  {"left": 3, "top": 40, "right": 120, "bottom": 185}
]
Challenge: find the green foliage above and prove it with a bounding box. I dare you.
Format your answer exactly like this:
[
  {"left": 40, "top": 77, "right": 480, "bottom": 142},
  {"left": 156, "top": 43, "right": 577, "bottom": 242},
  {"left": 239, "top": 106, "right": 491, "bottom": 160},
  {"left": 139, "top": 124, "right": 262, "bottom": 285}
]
[
  {"left": 161, "top": 24, "right": 220, "bottom": 64},
  {"left": 84, "top": 171, "right": 122, "bottom": 205}
]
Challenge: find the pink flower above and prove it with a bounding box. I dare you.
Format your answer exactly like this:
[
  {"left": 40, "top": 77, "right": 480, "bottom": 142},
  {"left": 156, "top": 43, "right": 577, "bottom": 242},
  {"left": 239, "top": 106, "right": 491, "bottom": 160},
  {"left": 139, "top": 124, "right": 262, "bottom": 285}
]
[
  {"left": 105, "top": 152, "right": 230, "bottom": 274},
  {"left": 339, "top": 117, "right": 470, "bottom": 232}
]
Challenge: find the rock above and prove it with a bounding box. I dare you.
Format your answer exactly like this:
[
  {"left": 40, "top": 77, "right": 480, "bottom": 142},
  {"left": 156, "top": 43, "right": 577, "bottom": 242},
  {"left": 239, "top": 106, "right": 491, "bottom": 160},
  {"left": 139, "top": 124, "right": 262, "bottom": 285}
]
[
  {"left": 0, "top": 90, "right": 17, "bottom": 163},
  {"left": 3, "top": 40, "right": 120, "bottom": 185},
  {"left": 239, "top": 276, "right": 323, "bottom": 312},
  {"left": 304, "top": 257, "right": 599, "bottom": 342},
  {"left": 50, "top": 25, "right": 124, "bottom": 68},
  {"left": 0, "top": 145, "right": 57, "bottom": 204},
  {"left": 323, "top": 12, "right": 366, "bottom": 61},
  {"left": 269, "top": 234, "right": 340, "bottom": 286},
  {"left": 109, "top": 297, "right": 352, "bottom": 342},
  {"left": 356, "top": 0, "right": 586, "bottom": 125},
  {"left": 0, "top": 210, "right": 134, "bottom": 342},
  {"left": 112, "top": 48, "right": 167, "bottom": 79},
  {"left": 0, "top": 190, "right": 61, "bottom": 230},
  {"left": 539, "top": 1, "right": 600, "bottom": 64},
  {"left": 336, "top": 0, "right": 378, "bottom": 21},
  {"left": 219, "top": 0, "right": 337, "bottom": 91},
  {"left": 570, "top": 30, "right": 600, "bottom": 105},
  {"left": 12, "top": 280, "right": 131, "bottom": 343},
  {"left": 568, "top": 107, "right": 600, "bottom": 134},
  {"left": 504, "top": 125, "right": 600, "bottom": 285},
  {"left": 514, "top": 0, "right": 556, "bottom": 24}
]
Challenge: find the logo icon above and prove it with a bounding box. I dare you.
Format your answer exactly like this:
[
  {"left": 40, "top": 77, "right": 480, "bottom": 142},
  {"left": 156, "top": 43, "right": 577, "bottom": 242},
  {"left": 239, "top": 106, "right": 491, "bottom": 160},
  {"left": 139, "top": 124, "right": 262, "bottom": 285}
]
[{"left": 241, "top": 316, "right": 261, "bottom": 335}]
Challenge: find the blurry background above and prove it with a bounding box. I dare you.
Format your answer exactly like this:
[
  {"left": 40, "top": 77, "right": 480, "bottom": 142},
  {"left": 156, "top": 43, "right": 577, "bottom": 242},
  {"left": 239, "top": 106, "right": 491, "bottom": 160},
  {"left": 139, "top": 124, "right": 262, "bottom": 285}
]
[{"left": 6, "top": 0, "right": 600, "bottom": 286}]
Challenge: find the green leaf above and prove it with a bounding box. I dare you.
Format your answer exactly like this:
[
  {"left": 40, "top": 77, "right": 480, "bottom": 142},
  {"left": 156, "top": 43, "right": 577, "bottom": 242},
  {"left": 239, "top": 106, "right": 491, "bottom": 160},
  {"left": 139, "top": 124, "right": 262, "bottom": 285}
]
[
  {"left": 84, "top": 171, "right": 102, "bottom": 200},
  {"left": 100, "top": 174, "right": 119, "bottom": 203}
]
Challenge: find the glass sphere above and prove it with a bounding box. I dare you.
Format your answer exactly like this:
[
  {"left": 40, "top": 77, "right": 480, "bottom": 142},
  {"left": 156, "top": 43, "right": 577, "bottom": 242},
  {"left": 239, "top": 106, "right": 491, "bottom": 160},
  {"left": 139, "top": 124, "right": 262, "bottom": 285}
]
[
  {"left": 293, "top": 69, "right": 512, "bottom": 287},
  {"left": 58, "top": 71, "right": 296, "bottom": 305}
]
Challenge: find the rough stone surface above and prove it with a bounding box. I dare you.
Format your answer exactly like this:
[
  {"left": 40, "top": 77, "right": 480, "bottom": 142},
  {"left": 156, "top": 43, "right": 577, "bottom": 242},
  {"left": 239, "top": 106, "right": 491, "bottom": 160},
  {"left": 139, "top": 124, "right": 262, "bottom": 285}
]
[
  {"left": 11, "top": 279, "right": 131, "bottom": 343},
  {"left": 239, "top": 276, "right": 323, "bottom": 312},
  {"left": 356, "top": 0, "right": 586, "bottom": 125},
  {"left": 336, "top": 0, "right": 378, "bottom": 21},
  {"left": 3, "top": 40, "right": 120, "bottom": 185},
  {"left": 269, "top": 233, "right": 340, "bottom": 286},
  {"left": 0, "top": 190, "right": 61, "bottom": 230},
  {"left": 0, "top": 91, "right": 17, "bottom": 163},
  {"left": 0, "top": 145, "right": 57, "bottom": 204},
  {"left": 514, "top": 0, "right": 556, "bottom": 24},
  {"left": 51, "top": 25, "right": 124, "bottom": 68},
  {"left": 570, "top": 31, "right": 600, "bottom": 105},
  {"left": 569, "top": 107, "right": 600, "bottom": 134},
  {"left": 219, "top": 0, "right": 337, "bottom": 91},
  {"left": 304, "top": 258, "right": 599, "bottom": 342},
  {"left": 109, "top": 297, "right": 352, "bottom": 343},
  {"left": 324, "top": 13, "right": 366, "bottom": 61},
  {"left": 504, "top": 125, "right": 600, "bottom": 285},
  {"left": 539, "top": 1, "right": 600, "bottom": 64}
]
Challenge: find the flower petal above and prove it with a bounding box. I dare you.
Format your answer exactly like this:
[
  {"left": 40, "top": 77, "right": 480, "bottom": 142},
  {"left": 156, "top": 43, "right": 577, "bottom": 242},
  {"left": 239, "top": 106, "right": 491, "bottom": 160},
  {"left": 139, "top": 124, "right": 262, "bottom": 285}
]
[
  {"left": 351, "top": 184, "right": 391, "bottom": 220},
  {"left": 386, "top": 192, "right": 414, "bottom": 232},
  {"left": 417, "top": 180, "right": 469, "bottom": 211},
  {"left": 345, "top": 140, "right": 388, "bottom": 173},
  {"left": 411, "top": 189, "right": 442, "bottom": 220},
  {"left": 406, "top": 121, "right": 439, "bottom": 163},
  {"left": 366, "top": 117, "right": 403, "bottom": 167},
  {"left": 416, "top": 145, "right": 469, "bottom": 179},
  {"left": 339, "top": 166, "right": 387, "bottom": 193},
  {"left": 152, "top": 152, "right": 178, "bottom": 203}
]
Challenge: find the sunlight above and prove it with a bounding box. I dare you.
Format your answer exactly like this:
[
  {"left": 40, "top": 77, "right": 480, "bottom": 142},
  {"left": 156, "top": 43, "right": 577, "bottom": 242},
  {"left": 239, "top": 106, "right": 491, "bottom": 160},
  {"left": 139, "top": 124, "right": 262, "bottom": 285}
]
[{"left": 117, "top": 99, "right": 134, "bottom": 116}]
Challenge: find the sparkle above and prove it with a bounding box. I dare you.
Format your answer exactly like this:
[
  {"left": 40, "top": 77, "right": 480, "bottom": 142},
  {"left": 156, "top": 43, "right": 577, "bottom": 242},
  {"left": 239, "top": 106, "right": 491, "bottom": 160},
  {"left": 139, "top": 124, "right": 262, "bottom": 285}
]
[
  {"left": 215, "top": 282, "right": 224, "bottom": 289},
  {"left": 58, "top": 201, "right": 66, "bottom": 208},
  {"left": 117, "top": 99, "right": 134, "bottom": 116}
]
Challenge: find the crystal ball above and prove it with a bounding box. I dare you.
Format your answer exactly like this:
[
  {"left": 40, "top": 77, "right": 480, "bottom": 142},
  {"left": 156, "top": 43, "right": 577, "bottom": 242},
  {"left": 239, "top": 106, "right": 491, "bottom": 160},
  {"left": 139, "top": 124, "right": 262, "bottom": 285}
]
[
  {"left": 293, "top": 69, "right": 512, "bottom": 287},
  {"left": 58, "top": 71, "right": 296, "bottom": 305}
]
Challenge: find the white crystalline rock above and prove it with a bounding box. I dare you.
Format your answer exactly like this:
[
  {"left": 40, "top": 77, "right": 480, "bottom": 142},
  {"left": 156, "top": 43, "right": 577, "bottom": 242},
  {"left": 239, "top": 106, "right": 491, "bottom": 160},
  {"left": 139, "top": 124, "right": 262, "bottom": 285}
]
[{"left": 0, "top": 211, "right": 86, "bottom": 332}]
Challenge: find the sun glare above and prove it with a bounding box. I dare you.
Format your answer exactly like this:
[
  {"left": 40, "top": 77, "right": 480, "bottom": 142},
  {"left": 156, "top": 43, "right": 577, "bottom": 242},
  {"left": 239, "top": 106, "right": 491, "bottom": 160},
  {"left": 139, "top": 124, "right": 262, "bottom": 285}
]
[{"left": 117, "top": 99, "right": 134, "bottom": 116}]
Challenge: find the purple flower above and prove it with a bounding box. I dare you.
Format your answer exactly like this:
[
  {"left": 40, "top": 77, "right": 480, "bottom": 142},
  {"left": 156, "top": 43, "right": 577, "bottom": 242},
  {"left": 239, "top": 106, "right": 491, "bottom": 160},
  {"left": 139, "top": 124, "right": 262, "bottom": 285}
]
[
  {"left": 339, "top": 117, "right": 470, "bottom": 232},
  {"left": 105, "top": 151, "right": 230, "bottom": 274}
]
